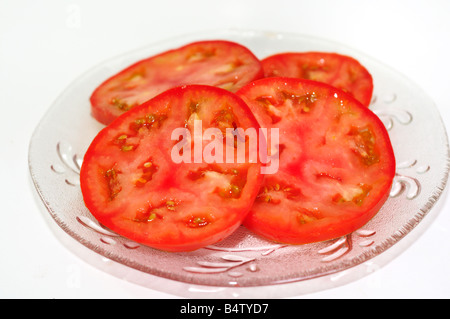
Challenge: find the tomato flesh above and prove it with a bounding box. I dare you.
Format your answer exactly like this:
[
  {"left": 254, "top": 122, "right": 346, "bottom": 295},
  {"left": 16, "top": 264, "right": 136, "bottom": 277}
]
[
  {"left": 81, "top": 85, "right": 263, "bottom": 252},
  {"left": 237, "top": 77, "right": 395, "bottom": 245},
  {"left": 91, "top": 40, "right": 263, "bottom": 125},
  {"left": 261, "top": 52, "right": 374, "bottom": 107}
]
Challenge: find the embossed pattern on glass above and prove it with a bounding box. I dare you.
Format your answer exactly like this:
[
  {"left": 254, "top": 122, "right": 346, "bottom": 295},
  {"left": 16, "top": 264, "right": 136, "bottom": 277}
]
[{"left": 29, "top": 29, "right": 449, "bottom": 289}]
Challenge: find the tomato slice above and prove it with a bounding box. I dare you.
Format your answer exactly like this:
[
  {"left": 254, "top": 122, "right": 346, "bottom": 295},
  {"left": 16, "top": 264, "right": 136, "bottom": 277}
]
[
  {"left": 261, "top": 52, "right": 374, "bottom": 107},
  {"left": 90, "top": 40, "right": 264, "bottom": 125},
  {"left": 81, "top": 85, "right": 264, "bottom": 252},
  {"left": 236, "top": 77, "right": 395, "bottom": 245}
]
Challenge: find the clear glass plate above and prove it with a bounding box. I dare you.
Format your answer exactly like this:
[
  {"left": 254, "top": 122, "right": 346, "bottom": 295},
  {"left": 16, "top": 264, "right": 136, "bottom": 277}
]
[{"left": 29, "top": 29, "right": 450, "bottom": 295}]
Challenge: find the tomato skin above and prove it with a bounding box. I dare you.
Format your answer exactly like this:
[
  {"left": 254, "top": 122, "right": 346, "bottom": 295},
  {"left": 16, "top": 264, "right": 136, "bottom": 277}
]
[
  {"left": 90, "top": 40, "right": 264, "bottom": 125},
  {"left": 81, "top": 85, "right": 264, "bottom": 252},
  {"left": 261, "top": 52, "right": 374, "bottom": 107},
  {"left": 237, "top": 77, "right": 395, "bottom": 245}
]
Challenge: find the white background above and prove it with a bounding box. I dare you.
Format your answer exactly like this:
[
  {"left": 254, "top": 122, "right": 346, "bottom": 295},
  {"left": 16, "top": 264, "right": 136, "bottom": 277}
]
[{"left": 1, "top": 0, "right": 450, "bottom": 298}]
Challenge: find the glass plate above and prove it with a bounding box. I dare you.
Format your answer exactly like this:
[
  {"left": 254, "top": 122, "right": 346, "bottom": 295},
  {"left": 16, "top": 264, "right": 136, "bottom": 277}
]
[{"left": 29, "top": 29, "right": 450, "bottom": 295}]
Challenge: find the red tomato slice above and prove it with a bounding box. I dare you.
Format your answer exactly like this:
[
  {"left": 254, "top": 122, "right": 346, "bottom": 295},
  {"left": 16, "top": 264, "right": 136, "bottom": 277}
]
[
  {"left": 236, "top": 77, "right": 395, "bottom": 245},
  {"left": 81, "top": 85, "right": 264, "bottom": 252},
  {"left": 91, "top": 40, "right": 264, "bottom": 125},
  {"left": 261, "top": 52, "right": 374, "bottom": 107}
]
